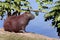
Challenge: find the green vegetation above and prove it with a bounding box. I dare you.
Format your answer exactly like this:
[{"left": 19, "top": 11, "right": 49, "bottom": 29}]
[
  {"left": 44, "top": 0, "right": 60, "bottom": 28},
  {"left": 0, "top": 0, "right": 53, "bottom": 19},
  {"left": 44, "top": 0, "right": 60, "bottom": 36},
  {"left": 0, "top": 33, "right": 45, "bottom": 40}
]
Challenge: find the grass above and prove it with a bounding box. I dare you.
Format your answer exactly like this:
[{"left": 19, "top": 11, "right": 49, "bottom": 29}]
[
  {"left": 0, "top": 33, "right": 47, "bottom": 40},
  {"left": 0, "top": 28, "right": 59, "bottom": 40},
  {"left": 0, "top": 33, "right": 58, "bottom": 40}
]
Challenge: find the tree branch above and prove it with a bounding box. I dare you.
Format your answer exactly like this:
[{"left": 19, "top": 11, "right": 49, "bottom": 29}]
[{"left": 22, "top": 9, "right": 41, "bottom": 12}]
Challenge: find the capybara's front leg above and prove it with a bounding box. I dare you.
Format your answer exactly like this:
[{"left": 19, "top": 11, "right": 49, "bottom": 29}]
[{"left": 19, "top": 26, "right": 26, "bottom": 33}]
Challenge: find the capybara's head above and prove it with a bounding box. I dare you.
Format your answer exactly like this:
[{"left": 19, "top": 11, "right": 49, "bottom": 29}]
[{"left": 24, "top": 12, "right": 35, "bottom": 20}]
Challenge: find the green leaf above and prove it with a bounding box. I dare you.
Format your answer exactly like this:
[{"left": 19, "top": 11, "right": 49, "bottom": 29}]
[
  {"left": 42, "top": 0, "right": 47, "bottom": 2},
  {"left": 14, "top": 0, "right": 21, "bottom": 2},
  {"left": 42, "top": 6, "right": 48, "bottom": 9},
  {"left": 55, "top": 1, "right": 60, "bottom": 5},
  {"left": 21, "top": 0, "right": 26, "bottom": 1},
  {"left": 51, "top": 4, "right": 60, "bottom": 10},
  {"left": 57, "top": 16, "right": 60, "bottom": 21},
  {"left": 5, "top": 0, "right": 11, "bottom": 2},
  {"left": 21, "top": 6, "right": 29, "bottom": 8},
  {"left": 44, "top": 13, "right": 50, "bottom": 18},
  {"left": 38, "top": 5, "right": 43, "bottom": 9},
  {"left": 36, "top": 0, "right": 40, "bottom": 2},
  {"left": 42, "top": 0, "right": 53, "bottom": 2},
  {"left": 5, "top": 3, "right": 10, "bottom": 8},
  {"left": 42, "top": 9, "right": 48, "bottom": 13},
  {"left": 0, "top": 7, "right": 2, "bottom": 10},
  {"left": 0, "top": 12, "right": 2, "bottom": 16},
  {"left": 44, "top": 11, "right": 55, "bottom": 21},
  {"left": 36, "top": 0, "right": 41, "bottom": 5},
  {"left": 54, "top": 15, "right": 60, "bottom": 22},
  {"left": 58, "top": 23, "right": 60, "bottom": 28},
  {"left": 43, "top": 2, "right": 52, "bottom": 5}
]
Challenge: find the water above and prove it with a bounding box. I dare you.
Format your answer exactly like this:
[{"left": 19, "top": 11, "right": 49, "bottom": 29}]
[
  {"left": 26, "top": 13, "right": 59, "bottom": 38},
  {"left": 0, "top": 13, "right": 59, "bottom": 38}
]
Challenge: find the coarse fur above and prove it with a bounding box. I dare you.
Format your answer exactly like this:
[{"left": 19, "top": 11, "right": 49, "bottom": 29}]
[{"left": 4, "top": 12, "right": 35, "bottom": 33}]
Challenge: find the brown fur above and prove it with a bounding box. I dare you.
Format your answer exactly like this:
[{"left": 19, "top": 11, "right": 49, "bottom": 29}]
[{"left": 3, "top": 12, "right": 35, "bottom": 33}]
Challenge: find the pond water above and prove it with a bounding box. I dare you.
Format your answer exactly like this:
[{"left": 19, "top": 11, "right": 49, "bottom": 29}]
[
  {"left": 26, "top": 13, "right": 59, "bottom": 38},
  {"left": 0, "top": 13, "right": 59, "bottom": 38}
]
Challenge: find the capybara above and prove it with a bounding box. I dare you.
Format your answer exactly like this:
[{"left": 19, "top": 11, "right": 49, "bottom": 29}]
[{"left": 3, "top": 12, "right": 35, "bottom": 33}]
